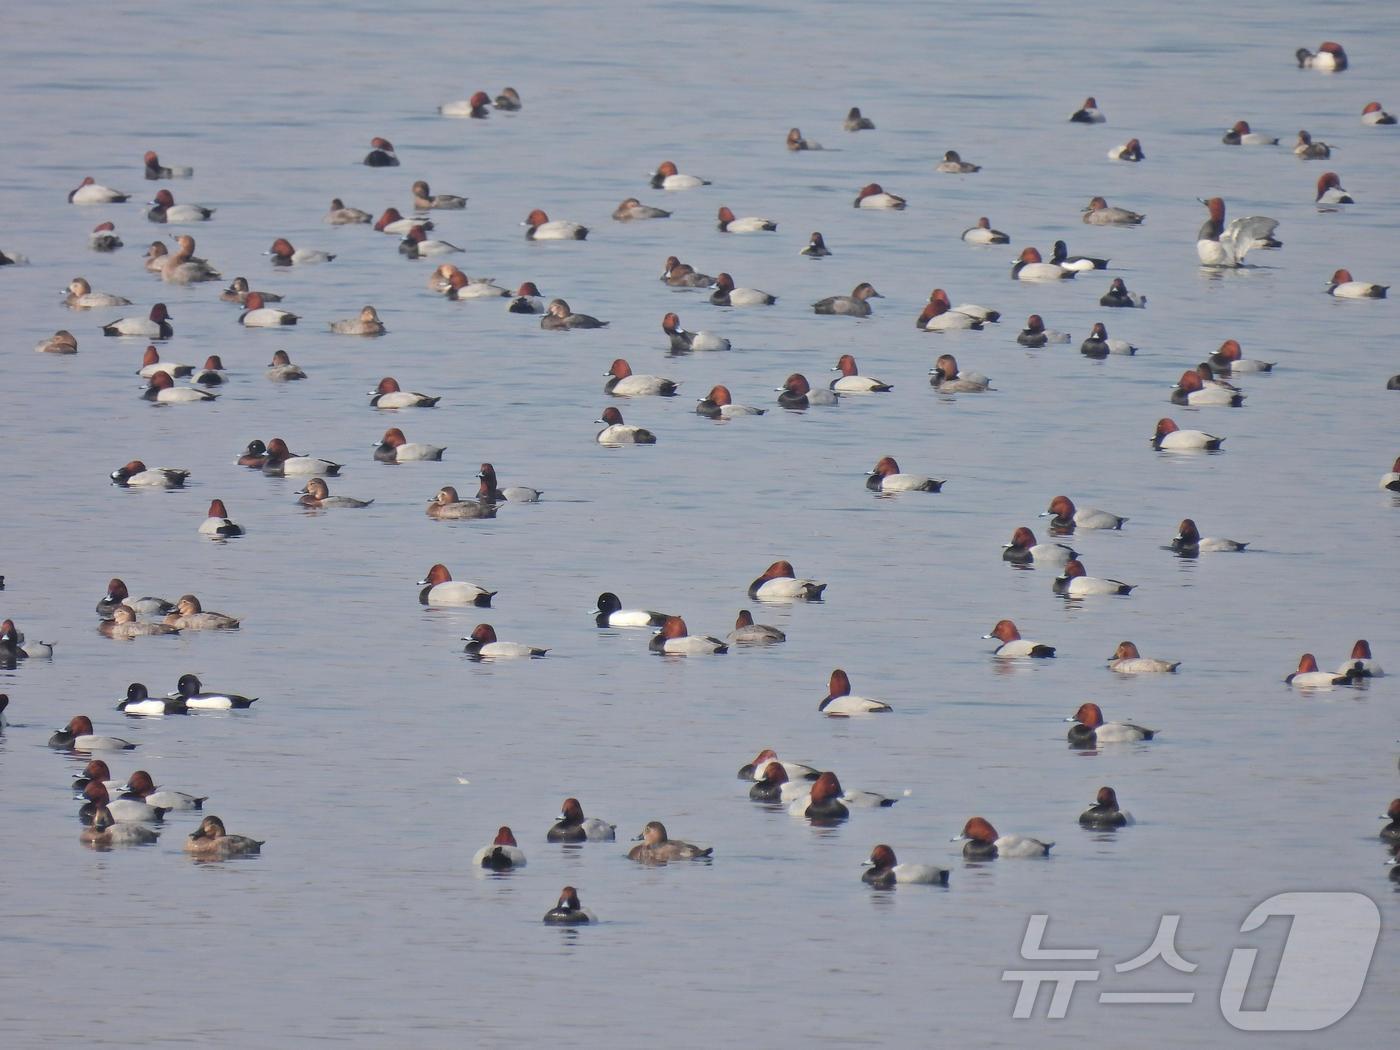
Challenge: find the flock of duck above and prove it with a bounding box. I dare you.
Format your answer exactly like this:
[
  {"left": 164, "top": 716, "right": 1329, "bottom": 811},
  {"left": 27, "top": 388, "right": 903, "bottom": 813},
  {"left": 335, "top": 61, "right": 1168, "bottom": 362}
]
[{"left": 4, "top": 37, "right": 1400, "bottom": 926}]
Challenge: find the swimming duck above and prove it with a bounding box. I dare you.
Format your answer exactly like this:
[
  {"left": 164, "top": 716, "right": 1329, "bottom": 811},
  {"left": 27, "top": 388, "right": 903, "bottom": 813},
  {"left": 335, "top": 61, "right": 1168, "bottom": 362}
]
[{"left": 627, "top": 821, "right": 712, "bottom": 863}]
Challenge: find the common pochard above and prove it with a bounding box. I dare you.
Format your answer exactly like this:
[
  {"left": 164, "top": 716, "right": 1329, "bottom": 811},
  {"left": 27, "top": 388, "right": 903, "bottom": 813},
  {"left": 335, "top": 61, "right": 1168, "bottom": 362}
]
[
  {"left": 749, "top": 560, "right": 826, "bottom": 600},
  {"left": 786, "top": 127, "right": 820, "bottom": 150},
  {"left": 627, "top": 821, "right": 712, "bottom": 862},
  {"left": 1080, "top": 322, "right": 1136, "bottom": 357},
  {"left": 1053, "top": 560, "right": 1135, "bottom": 597},
  {"left": 263, "top": 349, "right": 306, "bottom": 382},
  {"left": 716, "top": 206, "right": 777, "bottom": 233},
  {"left": 184, "top": 816, "right": 264, "bottom": 856},
  {"left": 1209, "top": 338, "right": 1273, "bottom": 373},
  {"left": 370, "top": 376, "right": 437, "bottom": 408},
  {"left": 374, "top": 208, "right": 430, "bottom": 235},
  {"left": 1171, "top": 369, "right": 1244, "bottom": 407},
  {"left": 143, "top": 371, "right": 216, "bottom": 403},
  {"left": 1152, "top": 418, "right": 1224, "bottom": 451},
  {"left": 506, "top": 281, "right": 543, "bottom": 312},
  {"left": 1080, "top": 787, "right": 1131, "bottom": 828},
  {"left": 593, "top": 592, "right": 669, "bottom": 628},
  {"left": 595, "top": 407, "right": 655, "bottom": 444},
  {"left": 818, "top": 669, "right": 892, "bottom": 716},
  {"left": 863, "top": 844, "right": 949, "bottom": 887},
  {"left": 101, "top": 303, "right": 172, "bottom": 339},
  {"left": 0, "top": 621, "right": 27, "bottom": 663},
  {"left": 788, "top": 771, "right": 849, "bottom": 822},
  {"left": 710, "top": 273, "right": 776, "bottom": 307},
  {"left": 1171, "top": 518, "right": 1247, "bottom": 554},
  {"left": 866, "top": 455, "right": 942, "bottom": 493},
  {"left": 1296, "top": 42, "right": 1347, "bottom": 71},
  {"left": 605, "top": 358, "right": 677, "bottom": 397},
  {"left": 1108, "top": 138, "right": 1144, "bottom": 161},
  {"left": 1107, "top": 642, "right": 1180, "bottom": 673},
  {"left": 96, "top": 578, "right": 174, "bottom": 617},
  {"left": 813, "top": 283, "right": 882, "bottom": 316},
  {"left": 1362, "top": 101, "right": 1396, "bottom": 125},
  {"left": 1082, "top": 196, "right": 1144, "bottom": 225},
  {"left": 324, "top": 198, "right": 371, "bottom": 224},
  {"left": 198, "top": 499, "right": 243, "bottom": 538},
  {"left": 167, "top": 673, "right": 258, "bottom": 709},
  {"left": 193, "top": 355, "right": 226, "bottom": 385},
  {"left": 362, "top": 136, "right": 399, "bottom": 166},
  {"left": 962, "top": 216, "right": 1009, "bottom": 244},
  {"left": 477, "top": 462, "right": 541, "bottom": 503},
  {"left": 1222, "top": 120, "right": 1277, "bottom": 145},
  {"left": 1100, "top": 278, "right": 1146, "bottom": 308},
  {"left": 71, "top": 759, "right": 123, "bottom": 794},
  {"left": 164, "top": 595, "right": 239, "bottom": 631},
  {"left": 800, "top": 232, "right": 832, "bottom": 257},
  {"left": 1339, "top": 640, "right": 1384, "bottom": 678},
  {"left": 63, "top": 277, "right": 129, "bottom": 309},
  {"left": 89, "top": 221, "right": 123, "bottom": 251},
  {"left": 418, "top": 565, "right": 494, "bottom": 607},
  {"left": 157, "top": 235, "right": 221, "bottom": 283},
  {"left": 400, "top": 225, "right": 463, "bottom": 257},
  {"left": 830, "top": 353, "right": 890, "bottom": 392},
  {"left": 541, "top": 299, "right": 608, "bottom": 329},
  {"left": 543, "top": 887, "right": 596, "bottom": 925},
  {"left": 439, "top": 91, "right": 490, "bottom": 118},
  {"left": 239, "top": 293, "right": 299, "bottom": 326},
  {"left": 1380, "top": 800, "right": 1400, "bottom": 842},
  {"left": 1043, "top": 495, "right": 1127, "bottom": 531},
  {"left": 81, "top": 807, "right": 159, "bottom": 848},
  {"left": 660, "top": 257, "right": 714, "bottom": 287},
  {"left": 1001, "top": 528, "right": 1075, "bottom": 568},
  {"left": 1195, "top": 198, "right": 1282, "bottom": 267},
  {"left": 648, "top": 616, "right": 728, "bottom": 655},
  {"left": 266, "top": 238, "right": 334, "bottom": 265},
  {"left": 68, "top": 177, "right": 130, "bottom": 204},
  {"left": 298, "top": 477, "right": 373, "bottom": 509},
  {"left": 1315, "top": 172, "right": 1354, "bottom": 206},
  {"left": 696, "top": 385, "right": 763, "bottom": 419},
  {"left": 1018, "top": 315, "right": 1071, "bottom": 347},
  {"left": 728, "top": 610, "right": 785, "bottom": 644},
  {"left": 48, "top": 715, "right": 136, "bottom": 751},
  {"left": 853, "top": 183, "right": 905, "bottom": 209},
  {"left": 983, "top": 619, "right": 1056, "bottom": 658},
  {"left": 145, "top": 188, "right": 214, "bottom": 223},
  {"left": 612, "top": 197, "right": 670, "bottom": 221},
  {"left": 1380, "top": 456, "right": 1400, "bottom": 492},
  {"left": 929, "top": 353, "right": 991, "bottom": 392},
  {"left": 446, "top": 270, "right": 509, "bottom": 301},
  {"left": 1294, "top": 131, "right": 1331, "bottom": 159},
  {"left": 262, "top": 438, "right": 342, "bottom": 476},
  {"left": 749, "top": 761, "right": 805, "bottom": 803},
  {"left": 955, "top": 817, "right": 1052, "bottom": 858},
  {"left": 473, "top": 826, "right": 526, "bottom": 870},
  {"left": 143, "top": 150, "right": 192, "bottom": 179},
  {"left": 844, "top": 106, "right": 875, "bottom": 130},
  {"left": 1011, "top": 247, "right": 1073, "bottom": 281},
  {"left": 777, "top": 373, "right": 837, "bottom": 408},
  {"left": 99, "top": 606, "right": 180, "bottom": 639},
  {"left": 1069, "top": 97, "right": 1105, "bottom": 123},
  {"left": 495, "top": 87, "right": 521, "bottom": 109},
  {"left": 1286, "top": 653, "right": 1360, "bottom": 688},
  {"left": 411, "top": 181, "right": 466, "bottom": 210},
  {"left": 115, "top": 682, "right": 187, "bottom": 717},
  {"left": 1326, "top": 269, "right": 1387, "bottom": 298},
  {"left": 110, "top": 459, "right": 189, "bottom": 488},
  {"left": 917, "top": 295, "right": 983, "bottom": 331},
  {"left": 649, "top": 160, "right": 710, "bottom": 191},
  {"left": 121, "top": 770, "right": 205, "bottom": 811},
  {"left": 737, "top": 749, "right": 820, "bottom": 782},
  {"left": 1050, "top": 241, "right": 1109, "bottom": 271},
  {"left": 462, "top": 624, "right": 546, "bottom": 659},
  {"left": 426, "top": 486, "right": 494, "bottom": 519}
]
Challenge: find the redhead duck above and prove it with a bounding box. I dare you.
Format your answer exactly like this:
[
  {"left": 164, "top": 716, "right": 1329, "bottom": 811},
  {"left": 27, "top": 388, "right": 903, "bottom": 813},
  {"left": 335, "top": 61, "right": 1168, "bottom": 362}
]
[
  {"left": 929, "top": 353, "right": 991, "bottom": 392},
  {"left": 1196, "top": 198, "right": 1281, "bottom": 267},
  {"left": 844, "top": 106, "right": 875, "bottom": 131},
  {"left": 158, "top": 234, "right": 221, "bottom": 283},
  {"left": 867, "top": 456, "right": 942, "bottom": 493},
  {"left": 1286, "top": 653, "right": 1360, "bottom": 688},
  {"left": 1080, "top": 787, "right": 1131, "bottom": 828},
  {"left": 660, "top": 257, "right": 715, "bottom": 287},
  {"left": 863, "top": 844, "right": 949, "bottom": 887},
  {"left": 473, "top": 827, "right": 526, "bottom": 870},
  {"left": 400, "top": 226, "right": 463, "bottom": 258},
  {"left": 1381, "top": 800, "right": 1400, "bottom": 842},
  {"left": 1296, "top": 42, "right": 1347, "bottom": 71},
  {"left": 144, "top": 150, "right": 192, "bottom": 179},
  {"left": 791, "top": 771, "right": 849, "bottom": 822},
  {"left": 830, "top": 353, "right": 890, "bottom": 392},
  {"left": 1172, "top": 369, "right": 1244, "bottom": 407},
  {"left": 1067, "top": 703, "right": 1155, "bottom": 745},
  {"left": 411, "top": 181, "right": 466, "bottom": 210},
  {"left": 375, "top": 208, "right": 430, "bottom": 235},
  {"left": 956, "top": 817, "right": 1052, "bottom": 858},
  {"left": 853, "top": 183, "right": 905, "bottom": 209},
  {"left": 239, "top": 293, "right": 299, "bottom": 327},
  {"left": 418, "top": 565, "right": 493, "bottom": 607},
  {"left": 68, "top": 176, "right": 130, "bottom": 204},
  {"left": 1209, "top": 339, "right": 1273, "bottom": 373},
  {"left": 164, "top": 595, "right": 240, "bottom": 631},
  {"left": 627, "top": 821, "right": 712, "bottom": 863},
  {"left": 1108, "top": 138, "right": 1144, "bottom": 161},
  {"left": 1107, "top": 642, "right": 1179, "bottom": 673},
  {"left": 665, "top": 314, "right": 730, "bottom": 353},
  {"left": 143, "top": 372, "right": 216, "bottom": 403},
  {"left": 543, "top": 887, "right": 595, "bottom": 925},
  {"left": 936, "top": 150, "right": 980, "bottom": 173},
  {"left": 1080, "top": 322, "right": 1136, "bottom": 358},
  {"left": 1315, "top": 172, "right": 1354, "bottom": 207},
  {"left": 122, "top": 770, "right": 206, "bottom": 811},
  {"left": 324, "top": 198, "right": 371, "bottom": 224},
  {"left": 237, "top": 439, "right": 269, "bottom": 467},
  {"left": 102, "top": 303, "right": 172, "bottom": 339},
  {"left": 1051, "top": 241, "right": 1109, "bottom": 271},
  {"left": 1011, "top": 247, "right": 1073, "bottom": 281},
  {"left": 266, "top": 238, "right": 334, "bottom": 265},
  {"left": 983, "top": 619, "right": 1055, "bottom": 659},
  {"left": 1339, "top": 640, "right": 1384, "bottom": 678},
  {"left": 1001, "top": 528, "right": 1074, "bottom": 568},
  {"left": 710, "top": 273, "right": 776, "bottom": 307},
  {"left": 1326, "top": 269, "right": 1387, "bottom": 298},
  {"left": 696, "top": 385, "right": 763, "bottom": 418},
  {"left": 167, "top": 673, "right": 257, "bottom": 710},
  {"left": 716, "top": 206, "right": 777, "bottom": 233},
  {"left": 439, "top": 91, "right": 491, "bottom": 118},
  {"left": 1379, "top": 457, "right": 1400, "bottom": 491},
  {"left": 1082, "top": 197, "right": 1144, "bottom": 225},
  {"left": 1069, "top": 96, "right": 1105, "bottom": 123},
  {"left": 494, "top": 87, "right": 522, "bottom": 110},
  {"left": 1294, "top": 131, "right": 1331, "bottom": 159},
  {"left": 98, "top": 608, "right": 177, "bottom": 641},
  {"left": 800, "top": 231, "right": 832, "bottom": 257},
  {"left": 962, "top": 217, "right": 1009, "bottom": 244},
  {"left": 649, "top": 616, "right": 728, "bottom": 655},
  {"left": 749, "top": 761, "right": 801, "bottom": 802},
  {"left": 819, "top": 669, "right": 892, "bottom": 716},
  {"left": 375, "top": 428, "right": 439, "bottom": 464},
  {"left": 49, "top": 715, "right": 136, "bottom": 751},
  {"left": 426, "top": 486, "right": 494, "bottom": 519},
  {"left": 1222, "top": 120, "right": 1277, "bottom": 146},
  {"left": 115, "top": 682, "right": 186, "bottom": 718},
  {"left": 786, "top": 127, "right": 821, "bottom": 150},
  {"left": 1043, "top": 495, "right": 1126, "bottom": 532},
  {"left": 547, "top": 798, "right": 616, "bottom": 842},
  {"left": 541, "top": 299, "right": 607, "bottom": 329},
  {"left": 63, "top": 277, "right": 129, "bottom": 309},
  {"left": 265, "top": 350, "right": 306, "bottom": 382},
  {"left": 477, "top": 462, "right": 541, "bottom": 503},
  {"left": 81, "top": 807, "right": 159, "bottom": 848},
  {"left": 777, "top": 373, "right": 837, "bottom": 408},
  {"left": 298, "top": 477, "right": 373, "bottom": 509},
  {"left": 595, "top": 407, "right": 655, "bottom": 444},
  {"left": 594, "top": 592, "right": 669, "bottom": 628},
  {"left": 362, "top": 136, "right": 399, "bottom": 166},
  {"left": 1362, "top": 101, "right": 1396, "bottom": 125},
  {"left": 612, "top": 197, "right": 670, "bottom": 221},
  {"left": 145, "top": 188, "right": 214, "bottom": 223},
  {"left": 370, "top": 376, "right": 437, "bottom": 408},
  {"left": 1100, "top": 278, "right": 1146, "bottom": 308},
  {"left": 110, "top": 459, "right": 189, "bottom": 488},
  {"left": 1054, "top": 559, "right": 1134, "bottom": 597},
  {"left": 193, "top": 355, "right": 226, "bottom": 385},
  {"left": 506, "top": 281, "right": 543, "bottom": 312},
  {"left": 813, "top": 283, "right": 882, "bottom": 317},
  {"left": 197, "top": 499, "right": 243, "bottom": 538},
  {"left": 1018, "top": 315, "right": 1070, "bottom": 347},
  {"left": 97, "top": 579, "right": 174, "bottom": 617},
  {"left": 463, "top": 623, "right": 547, "bottom": 659},
  {"left": 1171, "top": 518, "right": 1246, "bottom": 554},
  {"left": 749, "top": 560, "right": 825, "bottom": 600},
  {"left": 262, "top": 438, "right": 342, "bottom": 476},
  {"left": 737, "top": 749, "right": 819, "bottom": 782},
  {"left": 605, "top": 358, "right": 677, "bottom": 397},
  {"left": 89, "top": 221, "right": 123, "bottom": 251},
  {"left": 649, "top": 160, "right": 709, "bottom": 191},
  {"left": 1152, "top": 418, "right": 1224, "bottom": 451},
  {"left": 728, "top": 610, "right": 785, "bottom": 645},
  {"left": 184, "top": 816, "right": 264, "bottom": 856}
]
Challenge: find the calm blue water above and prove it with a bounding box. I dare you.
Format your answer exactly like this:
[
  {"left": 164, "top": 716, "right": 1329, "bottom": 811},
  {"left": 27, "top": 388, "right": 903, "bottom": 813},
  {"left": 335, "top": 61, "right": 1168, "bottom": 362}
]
[{"left": 2, "top": 1, "right": 1398, "bottom": 1045}]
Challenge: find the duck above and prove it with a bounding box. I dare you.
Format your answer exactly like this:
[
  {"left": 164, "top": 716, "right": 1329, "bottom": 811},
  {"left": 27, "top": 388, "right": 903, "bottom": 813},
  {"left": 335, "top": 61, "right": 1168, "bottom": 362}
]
[
  {"left": 664, "top": 313, "right": 730, "bottom": 353},
  {"left": 157, "top": 235, "right": 221, "bottom": 283},
  {"left": 813, "top": 283, "right": 882, "bottom": 316},
  {"left": 198, "top": 499, "right": 243, "bottom": 537},
  {"left": 777, "top": 373, "right": 837, "bottom": 409},
  {"left": 297, "top": 477, "right": 373, "bottom": 509},
  {"left": 1171, "top": 369, "right": 1245, "bottom": 407},
  {"left": 728, "top": 610, "right": 785, "bottom": 645},
  {"left": 1296, "top": 42, "right": 1347, "bottom": 71},
  {"left": 439, "top": 91, "right": 491, "bottom": 118},
  {"left": 145, "top": 189, "right": 214, "bottom": 223},
  {"left": 935, "top": 150, "right": 980, "bottom": 173},
  {"left": 375, "top": 208, "right": 430, "bottom": 235},
  {"left": 1222, "top": 120, "right": 1277, "bottom": 145},
  {"left": 853, "top": 183, "right": 905, "bottom": 209},
  {"left": 372, "top": 428, "right": 442, "bottom": 464},
  {"left": 63, "top": 277, "right": 130, "bottom": 309},
  {"left": 1082, "top": 196, "right": 1144, "bottom": 225},
  {"left": 716, "top": 206, "right": 777, "bottom": 233},
  {"left": 99, "top": 606, "right": 181, "bottom": 639},
  {"left": 788, "top": 771, "right": 849, "bottom": 822},
  {"left": 594, "top": 592, "right": 669, "bottom": 628},
  {"left": 844, "top": 106, "right": 875, "bottom": 131},
  {"left": 737, "top": 749, "right": 820, "bottom": 783},
  {"left": 1338, "top": 640, "right": 1384, "bottom": 678},
  {"left": 1315, "top": 172, "right": 1354, "bottom": 206},
  {"left": 1294, "top": 131, "right": 1331, "bottom": 159},
  {"left": 1054, "top": 560, "right": 1134, "bottom": 597},
  {"left": 1209, "top": 339, "right": 1273, "bottom": 373},
  {"left": 68, "top": 177, "right": 130, "bottom": 204},
  {"left": 595, "top": 407, "right": 656, "bottom": 444},
  {"left": 1069, "top": 96, "right": 1105, "bottom": 123},
  {"left": 863, "top": 844, "right": 949, "bottom": 887},
  {"left": 547, "top": 798, "right": 616, "bottom": 842},
  {"left": 115, "top": 682, "right": 187, "bottom": 717},
  {"left": 1194, "top": 197, "right": 1283, "bottom": 267},
  {"left": 192, "top": 355, "right": 226, "bottom": 385},
  {"left": 611, "top": 197, "right": 670, "bottom": 221},
  {"left": 324, "top": 198, "right": 371, "bottom": 224},
  {"left": 399, "top": 226, "right": 463, "bottom": 257},
  {"left": 473, "top": 827, "right": 526, "bottom": 870},
  {"left": 1043, "top": 495, "right": 1126, "bottom": 532},
  {"left": 660, "top": 257, "right": 715, "bottom": 287},
  {"left": 239, "top": 293, "right": 299, "bottom": 326},
  {"left": 983, "top": 619, "right": 1056, "bottom": 659},
  {"left": 265, "top": 349, "right": 307, "bottom": 381},
  {"left": 1001, "top": 528, "right": 1075, "bottom": 569},
  {"left": 929, "top": 353, "right": 991, "bottom": 392},
  {"left": 866, "top": 456, "right": 942, "bottom": 493},
  {"left": 749, "top": 761, "right": 804, "bottom": 802},
  {"left": 1286, "top": 653, "right": 1360, "bottom": 688},
  {"left": 118, "top": 771, "right": 204, "bottom": 812},
  {"left": 1171, "top": 518, "right": 1247, "bottom": 554},
  {"left": 411, "top": 181, "right": 466, "bottom": 210},
  {"left": 362, "top": 136, "right": 399, "bottom": 166},
  {"left": 1011, "top": 247, "right": 1073, "bottom": 281},
  {"left": 1380, "top": 800, "right": 1400, "bottom": 842},
  {"left": 506, "top": 281, "right": 544, "bottom": 312},
  {"left": 541, "top": 299, "right": 608, "bottom": 329},
  {"left": 447, "top": 271, "right": 510, "bottom": 301},
  {"left": 96, "top": 579, "right": 174, "bottom": 617},
  {"left": 1079, "top": 322, "right": 1136, "bottom": 358},
  {"left": 1381, "top": 456, "right": 1400, "bottom": 492},
  {"left": 1108, "top": 138, "right": 1144, "bottom": 161},
  {"left": 786, "top": 127, "right": 820, "bottom": 151},
  {"left": 81, "top": 806, "right": 159, "bottom": 848},
  {"left": 370, "top": 376, "right": 437, "bottom": 408},
  {"left": 262, "top": 438, "right": 342, "bottom": 476},
  {"left": 962, "top": 217, "right": 1009, "bottom": 244},
  {"left": 1152, "top": 418, "right": 1224, "bottom": 451},
  {"left": 956, "top": 817, "right": 1053, "bottom": 858},
  {"left": 800, "top": 232, "right": 832, "bottom": 257},
  {"left": 627, "top": 821, "right": 712, "bottom": 863},
  {"left": 266, "top": 238, "right": 334, "bottom": 265},
  {"left": 237, "top": 440, "right": 269, "bottom": 468},
  {"left": 102, "top": 303, "right": 173, "bottom": 339},
  {"left": 917, "top": 296, "right": 983, "bottom": 331},
  {"left": 1099, "top": 278, "right": 1146, "bottom": 308},
  {"left": 710, "top": 273, "right": 776, "bottom": 306},
  {"left": 0, "top": 620, "right": 27, "bottom": 664},
  {"left": 543, "top": 887, "right": 596, "bottom": 925},
  {"left": 48, "top": 715, "right": 136, "bottom": 751},
  {"left": 648, "top": 616, "right": 728, "bottom": 655},
  {"left": 493, "top": 87, "right": 520, "bottom": 109},
  {"left": 749, "top": 560, "right": 826, "bottom": 600},
  {"left": 819, "top": 669, "right": 892, "bottom": 716},
  {"left": 418, "top": 565, "right": 494, "bottom": 607},
  {"left": 166, "top": 673, "right": 258, "bottom": 710},
  {"left": 649, "top": 160, "right": 709, "bottom": 191},
  {"left": 476, "top": 463, "right": 541, "bottom": 503},
  {"left": 164, "top": 595, "right": 240, "bottom": 631},
  {"left": 830, "top": 353, "right": 891, "bottom": 392},
  {"left": 1362, "top": 101, "right": 1396, "bottom": 125},
  {"left": 1326, "top": 269, "right": 1387, "bottom": 298},
  {"left": 1017, "top": 315, "right": 1070, "bottom": 347},
  {"left": 143, "top": 150, "right": 192, "bottom": 179},
  {"left": 1107, "top": 642, "right": 1180, "bottom": 673},
  {"left": 110, "top": 459, "right": 189, "bottom": 488},
  {"left": 71, "top": 759, "right": 124, "bottom": 794},
  {"left": 1080, "top": 787, "right": 1131, "bottom": 828},
  {"left": 143, "top": 372, "right": 216, "bottom": 403},
  {"left": 1050, "top": 241, "right": 1109, "bottom": 271},
  {"left": 462, "top": 623, "right": 547, "bottom": 659},
  {"left": 426, "top": 487, "right": 495, "bottom": 519},
  {"left": 89, "top": 221, "right": 123, "bottom": 251},
  {"left": 184, "top": 816, "right": 264, "bottom": 856},
  {"left": 605, "top": 358, "right": 677, "bottom": 397}
]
